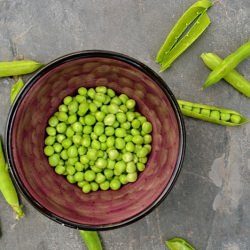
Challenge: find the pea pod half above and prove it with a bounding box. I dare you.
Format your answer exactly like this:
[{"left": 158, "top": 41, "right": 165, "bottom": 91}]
[
  {"left": 203, "top": 40, "right": 250, "bottom": 88},
  {"left": 10, "top": 78, "right": 25, "bottom": 104},
  {"left": 0, "top": 60, "right": 44, "bottom": 77},
  {"left": 178, "top": 100, "right": 248, "bottom": 126},
  {"left": 156, "top": 0, "right": 213, "bottom": 71},
  {"left": 201, "top": 52, "right": 250, "bottom": 97},
  {"left": 79, "top": 230, "right": 103, "bottom": 250},
  {"left": 166, "top": 237, "right": 196, "bottom": 250}
]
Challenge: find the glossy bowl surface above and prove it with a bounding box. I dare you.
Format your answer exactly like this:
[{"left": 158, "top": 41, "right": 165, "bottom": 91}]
[{"left": 5, "top": 50, "right": 185, "bottom": 230}]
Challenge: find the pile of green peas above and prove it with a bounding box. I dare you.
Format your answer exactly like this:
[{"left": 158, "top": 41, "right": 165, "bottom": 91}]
[{"left": 44, "top": 86, "right": 153, "bottom": 193}]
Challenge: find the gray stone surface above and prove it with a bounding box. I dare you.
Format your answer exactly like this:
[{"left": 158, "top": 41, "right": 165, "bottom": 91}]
[{"left": 0, "top": 0, "right": 250, "bottom": 249}]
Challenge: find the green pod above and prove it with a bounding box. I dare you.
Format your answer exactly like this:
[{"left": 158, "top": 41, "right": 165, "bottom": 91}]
[
  {"left": 166, "top": 237, "right": 196, "bottom": 250},
  {"left": 0, "top": 137, "right": 24, "bottom": 219},
  {"left": 160, "top": 12, "right": 211, "bottom": 72},
  {"left": 203, "top": 40, "right": 250, "bottom": 88},
  {"left": 201, "top": 52, "right": 250, "bottom": 97},
  {"left": 79, "top": 230, "right": 103, "bottom": 250},
  {"left": 0, "top": 60, "right": 44, "bottom": 77},
  {"left": 10, "top": 78, "right": 25, "bottom": 104},
  {"left": 178, "top": 99, "right": 248, "bottom": 126}
]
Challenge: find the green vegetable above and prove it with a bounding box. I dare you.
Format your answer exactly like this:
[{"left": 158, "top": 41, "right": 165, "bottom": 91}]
[
  {"left": 0, "top": 60, "right": 43, "bottom": 77},
  {"left": 201, "top": 52, "right": 250, "bottom": 97},
  {"left": 178, "top": 99, "right": 248, "bottom": 126},
  {"left": 10, "top": 78, "right": 25, "bottom": 103},
  {"left": 156, "top": 0, "right": 213, "bottom": 71},
  {"left": 166, "top": 237, "right": 196, "bottom": 250},
  {"left": 0, "top": 137, "right": 24, "bottom": 219},
  {"left": 203, "top": 40, "right": 250, "bottom": 88},
  {"left": 44, "top": 86, "right": 153, "bottom": 192}
]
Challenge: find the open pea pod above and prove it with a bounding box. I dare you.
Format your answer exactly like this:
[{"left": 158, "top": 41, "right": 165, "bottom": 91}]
[
  {"left": 178, "top": 100, "right": 248, "bottom": 126},
  {"left": 166, "top": 237, "right": 196, "bottom": 250}
]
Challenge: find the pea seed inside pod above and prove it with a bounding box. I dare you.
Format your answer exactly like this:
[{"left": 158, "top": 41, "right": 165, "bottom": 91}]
[
  {"left": 210, "top": 110, "right": 220, "bottom": 120},
  {"left": 230, "top": 114, "right": 241, "bottom": 124},
  {"left": 220, "top": 113, "right": 230, "bottom": 121},
  {"left": 201, "top": 109, "right": 210, "bottom": 117}
]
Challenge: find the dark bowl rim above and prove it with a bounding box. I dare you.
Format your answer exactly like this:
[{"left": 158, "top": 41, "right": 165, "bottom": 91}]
[{"left": 5, "top": 50, "right": 186, "bottom": 231}]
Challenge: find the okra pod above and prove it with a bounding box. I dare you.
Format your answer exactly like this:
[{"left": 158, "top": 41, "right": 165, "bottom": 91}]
[
  {"left": 203, "top": 40, "right": 250, "bottom": 88},
  {"left": 178, "top": 100, "right": 248, "bottom": 126},
  {"left": 0, "top": 60, "right": 44, "bottom": 77},
  {"left": 0, "top": 137, "right": 24, "bottom": 219},
  {"left": 166, "top": 237, "right": 196, "bottom": 250},
  {"left": 201, "top": 53, "right": 250, "bottom": 97},
  {"left": 79, "top": 230, "right": 103, "bottom": 250},
  {"left": 160, "top": 12, "right": 211, "bottom": 72},
  {"left": 10, "top": 78, "right": 25, "bottom": 104}
]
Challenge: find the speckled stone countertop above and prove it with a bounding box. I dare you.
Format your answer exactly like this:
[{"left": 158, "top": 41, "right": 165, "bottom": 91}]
[{"left": 0, "top": 1, "right": 250, "bottom": 249}]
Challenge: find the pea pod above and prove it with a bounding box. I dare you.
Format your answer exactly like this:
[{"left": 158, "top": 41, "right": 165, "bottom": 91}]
[
  {"left": 10, "top": 78, "right": 25, "bottom": 104},
  {"left": 203, "top": 40, "right": 250, "bottom": 88},
  {"left": 160, "top": 12, "right": 211, "bottom": 72},
  {"left": 0, "top": 137, "right": 24, "bottom": 219},
  {"left": 178, "top": 99, "right": 248, "bottom": 126},
  {"left": 201, "top": 52, "right": 250, "bottom": 97},
  {"left": 156, "top": 0, "right": 213, "bottom": 71},
  {"left": 79, "top": 230, "right": 103, "bottom": 250},
  {"left": 166, "top": 237, "right": 196, "bottom": 250},
  {"left": 0, "top": 60, "right": 44, "bottom": 77}
]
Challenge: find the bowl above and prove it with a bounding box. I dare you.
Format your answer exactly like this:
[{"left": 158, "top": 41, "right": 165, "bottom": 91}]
[{"left": 5, "top": 50, "right": 185, "bottom": 230}]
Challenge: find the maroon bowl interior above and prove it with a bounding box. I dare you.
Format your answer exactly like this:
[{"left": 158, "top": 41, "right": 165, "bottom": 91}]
[{"left": 6, "top": 51, "right": 185, "bottom": 229}]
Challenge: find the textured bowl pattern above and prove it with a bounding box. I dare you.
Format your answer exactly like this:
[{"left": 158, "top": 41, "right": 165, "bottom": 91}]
[{"left": 6, "top": 52, "right": 185, "bottom": 229}]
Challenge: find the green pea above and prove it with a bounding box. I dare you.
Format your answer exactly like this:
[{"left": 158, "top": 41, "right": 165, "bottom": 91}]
[
  {"left": 78, "top": 87, "right": 87, "bottom": 96},
  {"left": 107, "top": 160, "right": 115, "bottom": 169},
  {"left": 113, "top": 121, "right": 119, "bottom": 128},
  {"left": 104, "top": 114, "right": 116, "bottom": 126},
  {"left": 66, "top": 165, "right": 76, "bottom": 175},
  {"left": 75, "top": 162, "right": 85, "bottom": 172},
  {"left": 116, "top": 113, "right": 127, "bottom": 123},
  {"left": 75, "top": 94, "right": 86, "bottom": 103},
  {"left": 119, "top": 105, "right": 128, "bottom": 113},
  {"left": 95, "top": 111, "right": 105, "bottom": 122},
  {"left": 108, "top": 103, "right": 119, "bottom": 114},
  {"left": 68, "top": 101, "right": 78, "bottom": 113},
  {"left": 68, "top": 114, "right": 77, "bottom": 124},
  {"left": 104, "top": 169, "right": 114, "bottom": 179},
  {"left": 91, "top": 140, "right": 101, "bottom": 150},
  {"left": 68, "top": 157, "right": 79, "bottom": 166},
  {"left": 108, "top": 149, "right": 119, "bottom": 160},
  {"left": 60, "top": 149, "right": 68, "bottom": 160},
  {"left": 115, "top": 138, "right": 125, "bottom": 149},
  {"left": 132, "top": 135, "right": 144, "bottom": 145},
  {"left": 119, "top": 94, "right": 129, "bottom": 104},
  {"left": 101, "top": 142, "right": 107, "bottom": 151},
  {"left": 72, "top": 122, "right": 83, "bottom": 133},
  {"left": 80, "top": 155, "right": 89, "bottom": 164},
  {"left": 124, "top": 134, "right": 133, "bottom": 142},
  {"left": 111, "top": 96, "right": 122, "bottom": 105},
  {"left": 56, "top": 123, "right": 67, "bottom": 134},
  {"left": 91, "top": 166, "right": 102, "bottom": 173},
  {"left": 78, "top": 146, "right": 87, "bottom": 156},
  {"left": 78, "top": 102, "right": 89, "bottom": 116},
  {"left": 201, "top": 109, "right": 210, "bottom": 117},
  {"left": 81, "top": 135, "right": 91, "bottom": 147},
  {"left": 58, "top": 104, "right": 68, "bottom": 112},
  {"left": 87, "top": 88, "right": 96, "bottom": 99},
  {"left": 115, "top": 128, "right": 126, "bottom": 138},
  {"left": 72, "top": 134, "right": 82, "bottom": 145},
  {"left": 126, "top": 162, "right": 136, "bottom": 173},
  {"left": 67, "top": 175, "right": 76, "bottom": 184},
  {"left": 82, "top": 183, "right": 92, "bottom": 193},
  {"left": 100, "top": 105, "right": 109, "bottom": 114},
  {"left": 90, "top": 182, "right": 99, "bottom": 192},
  {"left": 110, "top": 179, "right": 121, "bottom": 190},
  {"left": 87, "top": 148, "right": 98, "bottom": 161},
  {"left": 95, "top": 173, "right": 106, "bottom": 184},
  {"left": 57, "top": 111, "right": 68, "bottom": 122},
  {"left": 48, "top": 116, "right": 59, "bottom": 127},
  {"left": 122, "top": 152, "right": 133, "bottom": 162},
  {"left": 91, "top": 132, "right": 98, "bottom": 140},
  {"left": 56, "top": 134, "right": 66, "bottom": 143},
  {"left": 63, "top": 96, "right": 73, "bottom": 105},
  {"left": 99, "top": 134, "right": 107, "bottom": 143},
  {"left": 125, "top": 142, "right": 135, "bottom": 152},
  {"left": 67, "top": 145, "right": 78, "bottom": 158},
  {"left": 139, "top": 157, "right": 148, "bottom": 164},
  {"left": 62, "top": 138, "right": 72, "bottom": 149},
  {"left": 46, "top": 127, "right": 56, "bottom": 136},
  {"left": 94, "top": 124, "right": 104, "bottom": 136},
  {"left": 137, "top": 147, "right": 149, "bottom": 158},
  {"left": 100, "top": 181, "right": 110, "bottom": 191},
  {"left": 126, "top": 99, "right": 136, "bottom": 110},
  {"left": 106, "top": 136, "right": 115, "bottom": 148},
  {"left": 96, "top": 86, "right": 107, "bottom": 94},
  {"left": 55, "top": 165, "right": 66, "bottom": 175},
  {"left": 119, "top": 174, "right": 128, "bottom": 185},
  {"left": 104, "top": 96, "right": 111, "bottom": 105},
  {"left": 107, "top": 88, "right": 115, "bottom": 97},
  {"left": 74, "top": 172, "right": 84, "bottom": 182},
  {"left": 137, "top": 116, "right": 147, "bottom": 124},
  {"left": 48, "top": 154, "right": 60, "bottom": 167},
  {"left": 142, "top": 121, "right": 152, "bottom": 133},
  {"left": 66, "top": 127, "right": 75, "bottom": 138},
  {"left": 192, "top": 107, "right": 200, "bottom": 114},
  {"left": 127, "top": 172, "right": 138, "bottom": 182},
  {"left": 94, "top": 92, "right": 106, "bottom": 103},
  {"left": 210, "top": 110, "right": 220, "bottom": 120},
  {"left": 89, "top": 102, "right": 98, "bottom": 113},
  {"left": 131, "top": 129, "right": 140, "bottom": 136},
  {"left": 53, "top": 143, "right": 63, "bottom": 153},
  {"left": 132, "top": 119, "right": 141, "bottom": 129},
  {"left": 95, "top": 158, "right": 107, "bottom": 169},
  {"left": 83, "top": 125, "right": 92, "bottom": 134},
  {"left": 44, "top": 146, "right": 54, "bottom": 156},
  {"left": 220, "top": 112, "right": 230, "bottom": 121},
  {"left": 84, "top": 170, "right": 96, "bottom": 182},
  {"left": 126, "top": 111, "right": 135, "bottom": 122},
  {"left": 231, "top": 114, "right": 241, "bottom": 124},
  {"left": 77, "top": 181, "right": 87, "bottom": 188},
  {"left": 114, "top": 161, "right": 126, "bottom": 175},
  {"left": 137, "top": 162, "right": 145, "bottom": 171}
]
